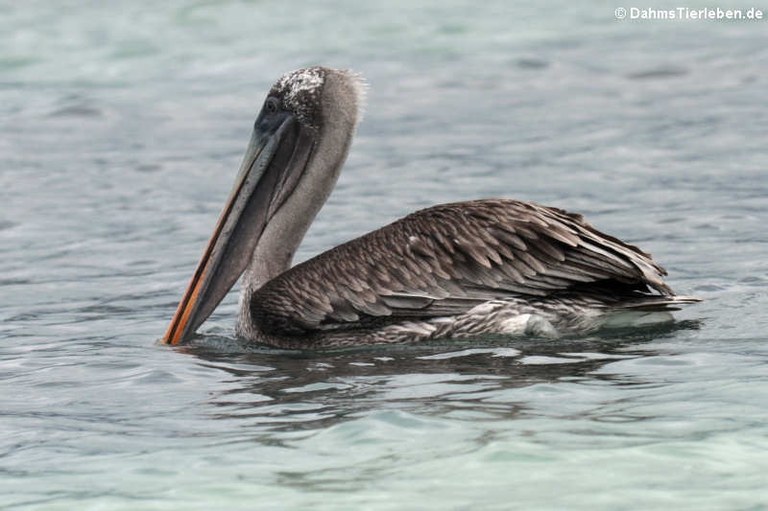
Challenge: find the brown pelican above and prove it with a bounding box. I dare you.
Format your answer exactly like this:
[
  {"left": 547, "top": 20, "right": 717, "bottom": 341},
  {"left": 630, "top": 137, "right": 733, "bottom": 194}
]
[{"left": 161, "top": 66, "right": 699, "bottom": 349}]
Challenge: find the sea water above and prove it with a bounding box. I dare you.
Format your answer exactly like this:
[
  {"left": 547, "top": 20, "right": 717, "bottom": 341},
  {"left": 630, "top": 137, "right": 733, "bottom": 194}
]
[{"left": 1, "top": 1, "right": 767, "bottom": 509}]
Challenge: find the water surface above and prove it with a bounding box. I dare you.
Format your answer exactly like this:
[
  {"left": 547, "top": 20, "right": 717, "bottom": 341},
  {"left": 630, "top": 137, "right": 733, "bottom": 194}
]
[{"left": 1, "top": 1, "right": 767, "bottom": 509}]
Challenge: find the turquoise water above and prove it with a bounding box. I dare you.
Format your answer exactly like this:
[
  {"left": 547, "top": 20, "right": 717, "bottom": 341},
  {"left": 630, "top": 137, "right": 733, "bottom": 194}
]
[{"left": 1, "top": 1, "right": 767, "bottom": 509}]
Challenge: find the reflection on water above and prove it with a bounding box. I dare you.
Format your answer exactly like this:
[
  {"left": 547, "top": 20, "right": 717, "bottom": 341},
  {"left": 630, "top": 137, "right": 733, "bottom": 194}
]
[{"left": 186, "top": 321, "right": 702, "bottom": 430}]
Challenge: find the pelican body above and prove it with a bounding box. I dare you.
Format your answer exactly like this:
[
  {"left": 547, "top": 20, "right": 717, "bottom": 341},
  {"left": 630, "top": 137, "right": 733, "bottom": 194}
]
[{"left": 162, "top": 67, "right": 698, "bottom": 349}]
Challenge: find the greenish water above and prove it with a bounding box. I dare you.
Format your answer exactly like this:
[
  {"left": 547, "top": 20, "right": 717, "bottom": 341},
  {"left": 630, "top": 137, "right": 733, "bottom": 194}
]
[{"left": 1, "top": 1, "right": 767, "bottom": 509}]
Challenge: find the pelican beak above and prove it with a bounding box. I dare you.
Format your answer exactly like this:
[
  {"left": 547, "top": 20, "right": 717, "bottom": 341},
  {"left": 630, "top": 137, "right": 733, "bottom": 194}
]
[{"left": 162, "top": 108, "right": 315, "bottom": 345}]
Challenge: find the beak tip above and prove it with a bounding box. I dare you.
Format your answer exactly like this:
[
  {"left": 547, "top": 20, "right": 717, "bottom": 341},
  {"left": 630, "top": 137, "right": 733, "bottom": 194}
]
[{"left": 161, "top": 318, "right": 188, "bottom": 345}]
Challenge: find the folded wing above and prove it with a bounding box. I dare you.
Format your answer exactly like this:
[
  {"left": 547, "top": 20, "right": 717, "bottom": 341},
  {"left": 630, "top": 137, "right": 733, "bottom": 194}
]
[{"left": 251, "top": 199, "right": 672, "bottom": 335}]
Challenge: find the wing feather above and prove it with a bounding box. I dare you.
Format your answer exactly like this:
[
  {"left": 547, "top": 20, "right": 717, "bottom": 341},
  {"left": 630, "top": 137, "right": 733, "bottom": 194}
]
[{"left": 251, "top": 199, "right": 673, "bottom": 335}]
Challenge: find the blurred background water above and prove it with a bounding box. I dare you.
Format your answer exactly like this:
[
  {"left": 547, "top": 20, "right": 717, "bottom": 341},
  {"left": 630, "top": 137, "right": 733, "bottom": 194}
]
[{"left": 1, "top": 1, "right": 767, "bottom": 509}]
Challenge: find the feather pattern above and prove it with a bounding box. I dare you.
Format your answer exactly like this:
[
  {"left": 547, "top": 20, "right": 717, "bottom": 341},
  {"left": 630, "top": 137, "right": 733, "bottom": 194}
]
[{"left": 248, "top": 199, "right": 683, "bottom": 345}]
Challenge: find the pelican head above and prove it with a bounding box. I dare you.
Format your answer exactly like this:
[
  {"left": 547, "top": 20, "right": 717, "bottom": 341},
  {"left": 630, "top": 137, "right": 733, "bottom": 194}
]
[{"left": 162, "top": 67, "right": 365, "bottom": 345}]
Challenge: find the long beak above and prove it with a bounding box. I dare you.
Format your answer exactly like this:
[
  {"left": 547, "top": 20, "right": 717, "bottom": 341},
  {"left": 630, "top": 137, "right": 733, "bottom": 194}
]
[{"left": 162, "top": 111, "right": 315, "bottom": 345}]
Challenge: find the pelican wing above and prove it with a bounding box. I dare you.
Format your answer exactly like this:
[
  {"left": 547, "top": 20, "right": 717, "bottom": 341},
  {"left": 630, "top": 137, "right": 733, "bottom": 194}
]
[{"left": 251, "top": 199, "right": 671, "bottom": 335}]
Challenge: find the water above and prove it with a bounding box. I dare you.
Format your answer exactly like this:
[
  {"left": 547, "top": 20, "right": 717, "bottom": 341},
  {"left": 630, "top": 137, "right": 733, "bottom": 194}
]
[{"left": 1, "top": 1, "right": 767, "bottom": 509}]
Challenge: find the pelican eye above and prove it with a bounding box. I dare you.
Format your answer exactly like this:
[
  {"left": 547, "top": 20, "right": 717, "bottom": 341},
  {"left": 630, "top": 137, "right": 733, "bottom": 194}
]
[{"left": 264, "top": 97, "right": 280, "bottom": 115}]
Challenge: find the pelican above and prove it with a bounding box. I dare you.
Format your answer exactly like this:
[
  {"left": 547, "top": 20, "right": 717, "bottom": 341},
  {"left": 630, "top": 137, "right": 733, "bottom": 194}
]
[{"left": 162, "top": 66, "right": 699, "bottom": 349}]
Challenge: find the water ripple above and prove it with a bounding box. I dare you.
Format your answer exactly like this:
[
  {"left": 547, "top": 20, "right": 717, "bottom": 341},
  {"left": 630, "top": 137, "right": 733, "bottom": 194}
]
[{"left": 1, "top": 1, "right": 767, "bottom": 509}]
